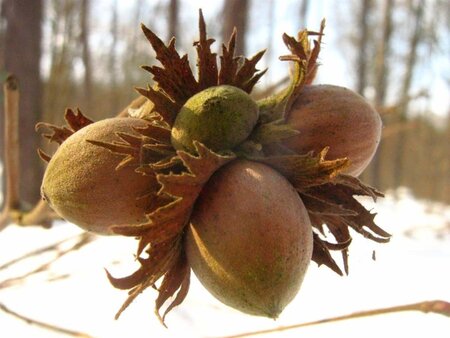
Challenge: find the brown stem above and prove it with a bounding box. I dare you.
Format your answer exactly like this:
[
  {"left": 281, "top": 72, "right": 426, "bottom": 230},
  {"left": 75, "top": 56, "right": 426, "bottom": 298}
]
[
  {"left": 0, "top": 233, "right": 85, "bottom": 271},
  {"left": 3, "top": 75, "right": 20, "bottom": 210},
  {"left": 0, "top": 75, "right": 21, "bottom": 230},
  {"left": 0, "top": 212, "right": 9, "bottom": 230},
  {"left": 217, "top": 300, "right": 450, "bottom": 338},
  {"left": 0, "top": 74, "right": 60, "bottom": 230},
  {"left": 0, "top": 302, "right": 95, "bottom": 338},
  {"left": 0, "top": 232, "right": 95, "bottom": 289},
  {"left": 18, "top": 199, "right": 58, "bottom": 227}
]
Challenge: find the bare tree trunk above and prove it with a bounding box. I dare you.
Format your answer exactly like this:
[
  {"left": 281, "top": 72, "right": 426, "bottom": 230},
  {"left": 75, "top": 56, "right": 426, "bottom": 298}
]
[
  {"left": 263, "top": 0, "right": 275, "bottom": 87},
  {"left": 0, "top": 0, "right": 7, "bottom": 172},
  {"left": 168, "top": 0, "right": 179, "bottom": 40},
  {"left": 222, "top": 0, "right": 249, "bottom": 56},
  {"left": 80, "top": 0, "right": 92, "bottom": 111},
  {"left": 299, "top": 0, "right": 310, "bottom": 25},
  {"left": 393, "top": 0, "right": 424, "bottom": 188},
  {"left": 374, "top": 0, "right": 394, "bottom": 108},
  {"left": 3, "top": 0, "right": 43, "bottom": 206},
  {"left": 108, "top": 0, "right": 119, "bottom": 113},
  {"left": 123, "top": 0, "right": 144, "bottom": 103},
  {"left": 370, "top": 0, "right": 395, "bottom": 187},
  {"left": 443, "top": 114, "right": 450, "bottom": 203},
  {"left": 0, "top": 0, "right": 6, "bottom": 69},
  {"left": 44, "top": 0, "right": 78, "bottom": 124},
  {"left": 356, "top": 0, "right": 373, "bottom": 95}
]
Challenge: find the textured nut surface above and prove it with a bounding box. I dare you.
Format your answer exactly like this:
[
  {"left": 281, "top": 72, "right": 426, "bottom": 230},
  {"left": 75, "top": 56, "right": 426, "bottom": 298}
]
[
  {"left": 41, "top": 118, "right": 155, "bottom": 235},
  {"left": 171, "top": 85, "right": 259, "bottom": 153},
  {"left": 284, "top": 85, "right": 382, "bottom": 176},
  {"left": 185, "top": 160, "right": 313, "bottom": 318}
]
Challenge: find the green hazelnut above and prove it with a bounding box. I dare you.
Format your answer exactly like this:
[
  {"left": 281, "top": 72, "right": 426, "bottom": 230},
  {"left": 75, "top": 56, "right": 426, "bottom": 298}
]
[{"left": 171, "top": 85, "right": 259, "bottom": 153}]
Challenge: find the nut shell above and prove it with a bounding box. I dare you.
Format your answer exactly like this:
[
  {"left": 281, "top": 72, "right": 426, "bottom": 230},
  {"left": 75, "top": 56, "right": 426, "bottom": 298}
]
[
  {"left": 185, "top": 160, "right": 312, "bottom": 318},
  {"left": 41, "top": 118, "right": 155, "bottom": 235},
  {"left": 283, "top": 85, "right": 382, "bottom": 176}
]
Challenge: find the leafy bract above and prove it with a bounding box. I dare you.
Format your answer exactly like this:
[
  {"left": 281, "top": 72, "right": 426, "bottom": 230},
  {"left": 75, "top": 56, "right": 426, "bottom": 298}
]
[
  {"left": 107, "top": 142, "right": 235, "bottom": 324},
  {"left": 36, "top": 108, "right": 93, "bottom": 161},
  {"left": 136, "top": 9, "right": 266, "bottom": 128}
]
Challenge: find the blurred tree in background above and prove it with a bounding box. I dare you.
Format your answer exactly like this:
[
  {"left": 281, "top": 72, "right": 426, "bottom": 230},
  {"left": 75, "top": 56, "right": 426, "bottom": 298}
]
[
  {"left": 346, "top": 0, "right": 449, "bottom": 203},
  {"left": 0, "top": 0, "right": 448, "bottom": 207},
  {"left": 1, "top": 0, "right": 43, "bottom": 206}
]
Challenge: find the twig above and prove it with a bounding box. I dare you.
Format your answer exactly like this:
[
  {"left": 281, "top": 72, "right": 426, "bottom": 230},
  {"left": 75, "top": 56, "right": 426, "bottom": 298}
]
[
  {"left": 217, "top": 300, "right": 450, "bottom": 338},
  {"left": 0, "top": 233, "right": 86, "bottom": 271},
  {"left": 0, "top": 211, "right": 11, "bottom": 232},
  {"left": 17, "top": 199, "right": 59, "bottom": 228},
  {"left": 0, "top": 302, "right": 95, "bottom": 338},
  {"left": 0, "top": 75, "right": 20, "bottom": 230},
  {"left": 3, "top": 75, "right": 20, "bottom": 209},
  {"left": 0, "top": 75, "right": 61, "bottom": 231},
  {"left": 0, "top": 232, "right": 96, "bottom": 289}
]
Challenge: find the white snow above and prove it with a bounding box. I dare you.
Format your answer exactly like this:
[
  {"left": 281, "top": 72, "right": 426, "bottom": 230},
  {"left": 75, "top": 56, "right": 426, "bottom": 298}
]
[{"left": 0, "top": 188, "right": 449, "bottom": 338}]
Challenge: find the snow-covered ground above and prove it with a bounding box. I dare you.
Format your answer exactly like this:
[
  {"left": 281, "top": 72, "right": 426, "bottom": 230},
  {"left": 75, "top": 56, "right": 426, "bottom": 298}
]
[{"left": 0, "top": 188, "right": 449, "bottom": 338}]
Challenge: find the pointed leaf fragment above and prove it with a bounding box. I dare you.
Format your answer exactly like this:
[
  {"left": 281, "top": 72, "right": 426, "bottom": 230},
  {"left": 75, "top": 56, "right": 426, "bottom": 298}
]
[
  {"left": 141, "top": 24, "right": 198, "bottom": 103},
  {"left": 127, "top": 142, "right": 236, "bottom": 245},
  {"left": 136, "top": 86, "right": 180, "bottom": 126},
  {"left": 36, "top": 108, "right": 93, "bottom": 146},
  {"left": 155, "top": 252, "right": 190, "bottom": 325},
  {"left": 312, "top": 233, "right": 343, "bottom": 276},
  {"left": 234, "top": 50, "right": 266, "bottom": 93},
  {"left": 302, "top": 173, "right": 390, "bottom": 275},
  {"left": 219, "top": 29, "right": 238, "bottom": 85},
  {"left": 254, "top": 147, "right": 349, "bottom": 189},
  {"left": 258, "top": 21, "right": 325, "bottom": 120},
  {"left": 36, "top": 122, "right": 73, "bottom": 145},
  {"left": 109, "top": 142, "right": 235, "bottom": 321},
  {"left": 134, "top": 121, "right": 171, "bottom": 144},
  {"left": 64, "top": 108, "right": 94, "bottom": 131},
  {"left": 195, "top": 9, "right": 218, "bottom": 89},
  {"left": 112, "top": 237, "right": 182, "bottom": 320},
  {"left": 37, "top": 148, "right": 52, "bottom": 162},
  {"left": 249, "top": 119, "right": 300, "bottom": 145},
  {"left": 300, "top": 192, "right": 357, "bottom": 216}
]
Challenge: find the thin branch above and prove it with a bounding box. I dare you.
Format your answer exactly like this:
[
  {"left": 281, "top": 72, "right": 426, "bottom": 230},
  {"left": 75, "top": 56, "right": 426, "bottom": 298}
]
[
  {"left": 3, "top": 75, "right": 20, "bottom": 209},
  {"left": 18, "top": 199, "right": 59, "bottom": 227},
  {"left": 0, "top": 302, "right": 96, "bottom": 338},
  {"left": 0, "top": 233, "right": 91, "bottom": 271},
  {"left": 0, "top": 75, "right": 21, "bottom": 230},
  {"left": 217, "top": 300, "right": 450, "bottom": 338},
  {"left": 0, "top": 232, "right": 96, "bottom": 289},
  {"left": 0, "top": 75, "right": 61, "bottom": 231}
]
